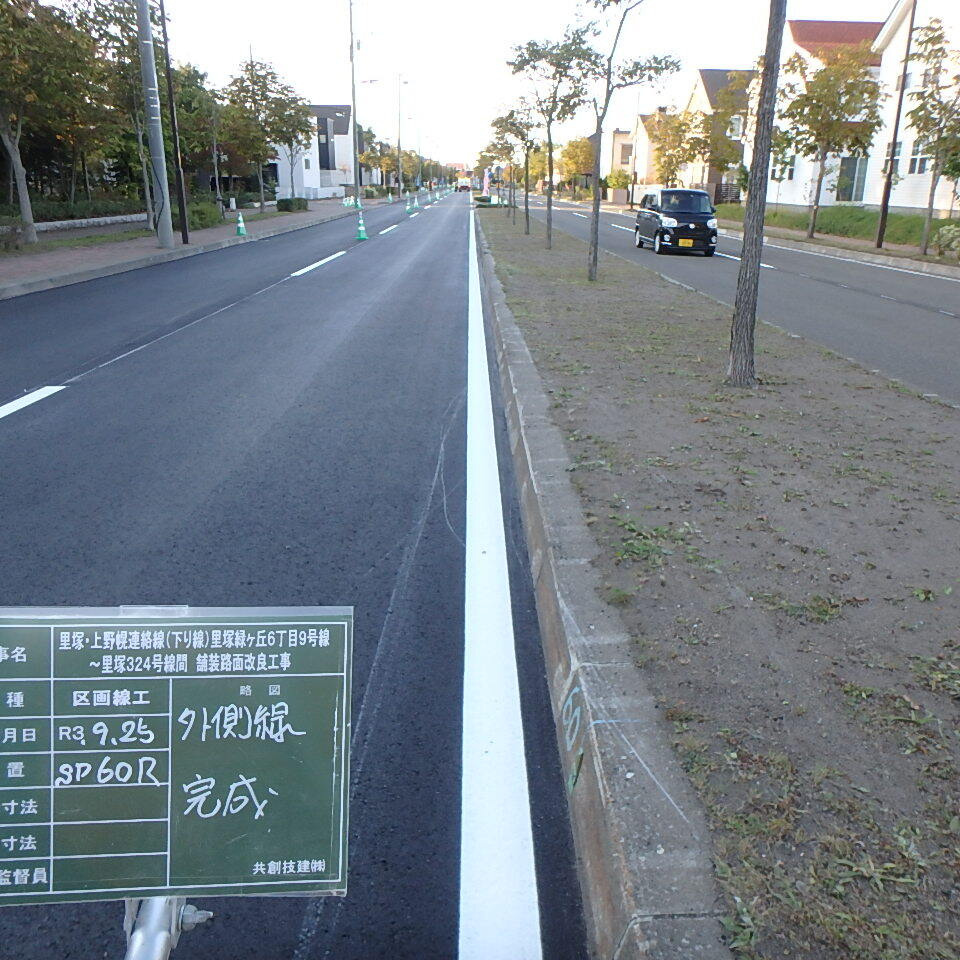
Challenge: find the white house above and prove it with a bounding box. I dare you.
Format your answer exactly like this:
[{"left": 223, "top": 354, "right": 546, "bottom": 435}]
[
  {"left": 744, "top": 19, "right": 885, "bottom": 211},
  {"left": 273, "top": 104, "right": 374, "bottom": 200},
  {"left": 861, "top": 0, "right": 960, "bottom": 216}
]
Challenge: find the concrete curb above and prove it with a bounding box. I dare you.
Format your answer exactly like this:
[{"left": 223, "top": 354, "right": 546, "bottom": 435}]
[
  {"left": 475, "top": 219, "right": 732, "bottom": 960},
  {"left": 0, "top": 208, "right": 357, "bottom": 302}
]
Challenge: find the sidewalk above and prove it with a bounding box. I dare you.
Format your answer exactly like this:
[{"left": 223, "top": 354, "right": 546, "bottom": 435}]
[{"left": 0, "top": 198, "right": 382, "bottom": 300}]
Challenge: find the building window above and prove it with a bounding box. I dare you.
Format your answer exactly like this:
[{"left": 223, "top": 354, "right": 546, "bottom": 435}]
[
  {"left": 882, "top": 140, "right": 901, "bottom": 175},
  {"left": 895, "top": 72, "right": 912, "bottom": 91},
  {"left": 304, "top": 158, "right": 311, "bottom": 170},
  {"left": 908, "top": 141, "right": 929, "bottom": 174},
  {"left": 772, "top": 154, "right": 795, "bottom": 181},
  {"left": 619, "top": 143, "right": 633, "bottom": 165},
  {"left": 836, "top": 155, "right": 868, "bottom": 201},
  {"left": 726, "top": 115, "right": 743, "bottom": 139}
]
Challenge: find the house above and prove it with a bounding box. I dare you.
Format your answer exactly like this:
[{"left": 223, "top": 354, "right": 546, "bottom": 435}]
[
  {"left": 626, "top": 113, "right": 662, "bottom": 192},
  {"left": 744, "top": 19, "right": 885, "bottom": 211},
  {"left": 608, "top": 128, "right": 633, "bottom": 176},
  {"left": 861, "top": 0, "right": 960, "bottom": 216},
  {"left": 678, "top": 68, "right": 755, "bottom": 201},
  {"left": 274, "top": 104, "right": 378, "bottom": 200}
]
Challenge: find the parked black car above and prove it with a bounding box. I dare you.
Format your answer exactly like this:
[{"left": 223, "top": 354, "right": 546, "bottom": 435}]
[{"left": 634, "top": 188, "right": 718, "bottom": 256}]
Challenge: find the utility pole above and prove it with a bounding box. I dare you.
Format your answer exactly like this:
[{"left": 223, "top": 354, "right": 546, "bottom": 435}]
[
  {"left": 396, "top": 74, "right": 404, "bottom": 197},
  {"left": 347, "top": 0, "right": 361, "bottom": 208},
  {"left": 135, "top": 0, "right": 174, "bottom": 249},
  {"left": 157, "top": 0, "right": 188, "bottom": 244},
  {"left": 875, "top": 0, "right": 917, "bottom": 248}
]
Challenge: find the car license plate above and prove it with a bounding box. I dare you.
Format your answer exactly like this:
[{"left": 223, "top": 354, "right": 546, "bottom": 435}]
[{"left": 678, "top": 238, "right": 694, "bottom": 248}]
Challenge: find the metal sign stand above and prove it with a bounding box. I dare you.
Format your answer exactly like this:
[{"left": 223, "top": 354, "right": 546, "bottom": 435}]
[{"left": 124, "top": 896, "right": 213, "bottom": 960}]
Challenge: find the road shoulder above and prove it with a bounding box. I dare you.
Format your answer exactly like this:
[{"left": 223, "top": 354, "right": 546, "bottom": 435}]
[{"left": 476, "top": 215, "right": 731, "bottom": 960}]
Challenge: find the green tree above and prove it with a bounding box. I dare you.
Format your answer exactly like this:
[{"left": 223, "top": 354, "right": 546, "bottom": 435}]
[
  {"left": 560, "top": 137, "right": 595, "bottom": 182},
  {"left": 492, "top": 104, "right": 537, "bottom": 233},
  {"left": 648, "top": 110, "right": 701, "bottom": 186},
  {"left": 779, "top": 43, "right": 883, "bottom": 238},
  {"left": 224, "top": 58, "right": 291, "bottom": 211},
  {"left": 272, "top": 85, "right": 314, "bottom": 200},
  {"left": 0, "top": 0, "right": 97, "bottom": 242},
  {"left": 510, "top": 26, "right": 594, "bottom": 249},
  {"left": 906, "top": 19, "right": 960, "bottom": 254},
  {"left": 607, "top": 168, "right": 630, "bottom": 189},
  {"left": 577, "top": 0, "right": 679, "bottom": 279}
]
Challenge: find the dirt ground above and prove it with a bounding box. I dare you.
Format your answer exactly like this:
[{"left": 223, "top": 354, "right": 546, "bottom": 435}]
[{"left": 481, "top": 209, "right": 960, "bottom": 960}]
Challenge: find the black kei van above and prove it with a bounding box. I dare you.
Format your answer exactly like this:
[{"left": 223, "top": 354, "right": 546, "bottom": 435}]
[{"left": 634, "top": 188, "right": 718, "bottom": 257}]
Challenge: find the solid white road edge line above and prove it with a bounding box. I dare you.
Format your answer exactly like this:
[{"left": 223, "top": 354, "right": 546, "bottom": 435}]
[
  {"left": 459, "top": 207, "right": 542, "bottom": 960},
  {"left": 721, "top": 231, "right": 960, "bottom": 284},
  {"left": 378, "top": 225, "right": 398, "bottom": 235},
  {"left": 290, "top": 250, "right": 346, "bottom": 277},
  {"left": 0, "top": 386, "right": 66, "bottom": 421}
]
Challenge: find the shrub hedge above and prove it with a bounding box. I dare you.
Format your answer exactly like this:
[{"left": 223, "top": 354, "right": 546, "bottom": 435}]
[
  {"left": 172, "top": 202, "right": 222, "bottom": 230},
  {"left": 715, "top": 202, "right": 960, "bottom": 248},
  {"left": 0, "top": 197, "right": 145, "bottom": 222},
  {"left": 276, "top": 197, "right": 308, "bottom": 212}
]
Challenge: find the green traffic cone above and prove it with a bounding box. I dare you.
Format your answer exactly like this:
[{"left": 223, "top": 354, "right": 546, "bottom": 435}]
[
  {"left": 236, "top": 211, "right": 246, "bottom": 237},
  {"left": 356, "top": 212, "right": 368, "bottom": 240},
  {"left": 414, "top": 193, "right": 420, "bottom": 209},
  {"left": 405, "top": 192, "right": 412, "bottom": 213}
]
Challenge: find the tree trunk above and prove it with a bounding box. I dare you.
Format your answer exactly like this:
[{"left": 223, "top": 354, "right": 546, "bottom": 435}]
[
  {"left": 257, "top": 164, "right": 265, "bottom": 213},
  {"left": 807, "top": 149, "right": 827, "bottom": 238},
  {"left": 588, "top": 112, "right": 603, "bottom": 281},
  {"left": 82, "top": 152, "right": 91, "bottom": 200},
  {"left": 134, "top": 114, "right": 155, "bottom": 227},
  {"left": 69, "top": 148, "right": 77, "bottom": 206},
  {"left": 524, "top": 148, "right": 530, "bottom": 235},
  {"left": 546, "top": 119, "right": 554, "bottom": 250},
  {"left": 726, "top": 0, "right": 787, "bottom": 388},
  {"left": 212, "top": 136, "right": 223, "bottom": 208},
  {"left": 0, "top": 117, "right": 38, "bottom": 244},
  {"left": 920, "top": 156, "right": 942, "bottom": 256}
]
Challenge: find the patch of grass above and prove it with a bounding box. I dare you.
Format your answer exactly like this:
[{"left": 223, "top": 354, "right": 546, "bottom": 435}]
[
  {"left": 756, "top": 592, "right": 844, "bottom": 622},
  {"left": 909, "top": 656, "right": 960, "bottom": 699}
]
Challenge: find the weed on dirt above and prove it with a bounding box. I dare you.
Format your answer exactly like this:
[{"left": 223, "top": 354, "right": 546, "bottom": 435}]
[{"left": 481, "top": 213, "right": 960, "bottom": 959}]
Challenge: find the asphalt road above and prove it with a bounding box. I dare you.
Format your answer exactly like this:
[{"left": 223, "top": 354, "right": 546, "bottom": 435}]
[
  {"left": 0, "top": 195, "right": 586, "bottom": 958},
  {"left": 527, "top": 197, "right": 960, "bottom": 403}
]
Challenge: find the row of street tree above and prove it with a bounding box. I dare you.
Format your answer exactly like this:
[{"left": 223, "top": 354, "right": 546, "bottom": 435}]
[
  {"left": 477, "top": 0, "right": 959, "bottom": 384},
  {"left": 0, "top": 0, "right": 453, "bottom": 244}
]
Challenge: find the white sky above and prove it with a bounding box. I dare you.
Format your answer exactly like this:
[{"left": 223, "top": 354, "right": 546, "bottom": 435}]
[{"left": 161, "top": 0, "right": 897, "bottom": 166}]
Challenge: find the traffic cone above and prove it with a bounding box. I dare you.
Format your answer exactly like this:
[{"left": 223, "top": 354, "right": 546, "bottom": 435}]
[
  {"left": 405, "top": 192, "right": 412, "bottom": 213},
  {"left": 414, "top": 193, "right": 420, "bottom": 209},
  {"left": 387, "top": 190, "right": 393, "bottom": 203},
  {"left": 236, "top": 211, "right": 246, "bottom": 237},
  {"left": 356, "top": 211, "right": 368, "bottom": 240}
]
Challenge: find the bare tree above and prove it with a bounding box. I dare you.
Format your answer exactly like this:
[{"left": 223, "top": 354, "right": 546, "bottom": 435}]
[
  {"left": 580, "top": 0, "right": 679, "bottom": 280},
  {"left": 510, "top": 27, "right": 593, "bottom": 249},
  {"left": 726, "top": 0, "right": 787, "bottom": 388}
]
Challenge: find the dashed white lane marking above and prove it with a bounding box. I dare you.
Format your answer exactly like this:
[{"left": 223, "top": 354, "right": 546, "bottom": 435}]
[
  {"left": 459, "top": 207, "right": 542, "bottom": 960},
  {"left": 0, "top": 386, "right": 66, "bottom": 421},
  {"left": 940, "top": 309, "right": 957, "bottom": 317},
  {"left": 409, "top": 212, "right": 420, "bottom": 218},
  {"left": 379, "top": 224, "right": 398, "bottom": 235},
  {"left": 715, "top": 251, "right": 776, "bottom": 269},
  {"left": 290, "top": 250, "right": 346, "bottom": 277},
  {"left": 880, "top": 294, "right": 896, "bottom": 300},
  {"left": 609, "top": 223, "right": 633, "bottom": 231},
  {"left": 571, "top": 212, "right": 588, "bottom": 218}
]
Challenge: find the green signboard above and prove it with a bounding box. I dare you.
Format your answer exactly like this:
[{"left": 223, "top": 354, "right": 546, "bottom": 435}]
[{"left": 0, "top": 606, "right": 351, "bottom": 906}]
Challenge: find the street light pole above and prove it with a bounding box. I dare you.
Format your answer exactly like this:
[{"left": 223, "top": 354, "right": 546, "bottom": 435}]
[
  {"left": 397, "top": 73, "right": 404, "bottom": 198},
  {"left": 157, "top": 0, "right": 188, "bottom": 244},
  {"left": 134, "top": 0, "right": 174, "bottom": 249},
  {"left": 347, "top": 0, "right": 361, "bottom": 208}
]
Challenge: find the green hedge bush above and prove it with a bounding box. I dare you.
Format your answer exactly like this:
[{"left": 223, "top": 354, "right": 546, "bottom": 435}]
[
  {"left": 276, "top": 197, "right": 308, "bottom": 212},
  {"left": 172, "top": 202, "right": 222, "bottom": 230},
  {"left": 714, "top": 202, "right": 960, "bottom": 248},
  {"left": 0, "top": 197, "right": 145, "bottom": 222}
]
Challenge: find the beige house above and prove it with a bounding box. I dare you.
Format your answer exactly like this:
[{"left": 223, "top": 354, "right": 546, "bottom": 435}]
[{"left": 678, "top": 69, "right": 755, "bottom": 200}]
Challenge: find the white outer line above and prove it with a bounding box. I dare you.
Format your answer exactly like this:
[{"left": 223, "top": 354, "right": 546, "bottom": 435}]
[
  {"left": 378, "top": 224, "right": 398, "bottom": 234},
  {"left": 0, "top": 386, "right": 65, "bottom": 421},
  {"left": 460, "top": 207, "right": 542, "bottom": 960},
  {"left": 723, "top": 231, "right": 960, "bottom": 283},
  {"left": 290, "top": 250, "right": 346, "bottom": 277}
]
